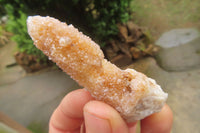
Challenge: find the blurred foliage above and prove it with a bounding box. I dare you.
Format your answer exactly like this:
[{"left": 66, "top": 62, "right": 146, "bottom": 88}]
[
  {"left": 0, "top": 3, "right": 5, "bottom": 17},
  {"left": 0, "top": 0, "right": 132, "bottom": 58},
  {"left": 27, "top": 122, "right": 46, "bottom": 133},
  {"left": 79, "top": 0, "right": 132, "bottom": 44},
  {"left": 0, "top": 25, "right": 2, "bottom": 36},
  {"left": 3, "top": 3, "right": 48, "bottom": 61}
]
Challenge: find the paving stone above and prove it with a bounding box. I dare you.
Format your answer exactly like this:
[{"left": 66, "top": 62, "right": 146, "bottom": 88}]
[
  {"left": 0, "top": 70, "right": 79, "bottom": 131},
  {"left": 0, "top": 42, "right": 25, "bottom": 86},
  {"left": 155, "top": 29, "right": 200, "bottom": 71},
  {"left": 156, "top": 28, "right": 199, "bottom": 48}
]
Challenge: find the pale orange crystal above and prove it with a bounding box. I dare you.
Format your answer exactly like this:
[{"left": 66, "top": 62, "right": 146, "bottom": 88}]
[{"left": 27, "top": 16, "right": 168, "bottom": 122}]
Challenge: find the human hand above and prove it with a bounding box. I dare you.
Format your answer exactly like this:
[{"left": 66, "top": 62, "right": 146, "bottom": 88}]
[{"left": 49, "top": 89, "right": 173, "bottom": 133}]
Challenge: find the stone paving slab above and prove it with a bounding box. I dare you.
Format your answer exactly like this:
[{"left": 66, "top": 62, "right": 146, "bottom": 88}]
[
  {"left": 0, "top": 70, "right": 79, "bottom": 131},
  {"left": 156, "top": 28, "right": 199, "bottom": 48},
  {"left": 156, "top": 37, "right": 200, "bottom": 71},
  {"left": 0, "top": 65, "right": 25, "bottom": 86},
  {"left": 0, "top": 41, "right": 26, "bottom": 86},
  {"left": 0, "top": 42, "right": 16, "bottom": 70}
]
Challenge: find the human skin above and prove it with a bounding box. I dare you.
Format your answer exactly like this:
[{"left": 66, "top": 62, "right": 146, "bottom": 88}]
[{"left": 49, "top": 89, "right": 173, "bottom": 133}]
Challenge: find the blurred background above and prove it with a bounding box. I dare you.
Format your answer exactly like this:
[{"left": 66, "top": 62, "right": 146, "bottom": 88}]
[{"left": 0, "top": 0, "right": 199, "bottom": 132}]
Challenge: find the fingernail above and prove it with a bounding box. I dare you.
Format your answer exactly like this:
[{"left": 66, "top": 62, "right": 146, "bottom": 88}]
[{"left": 84, "top": 111, "right": 111, "bottom": 133}]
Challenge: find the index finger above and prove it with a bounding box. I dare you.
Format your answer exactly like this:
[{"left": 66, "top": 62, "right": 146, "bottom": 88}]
[{"left": 49, "top": 89, "right": 93, "bottom": 133}]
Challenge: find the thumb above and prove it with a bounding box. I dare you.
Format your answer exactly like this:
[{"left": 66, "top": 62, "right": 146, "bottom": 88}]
[{"left": 83, "top": 101, "right": 129, "bottom": 133}]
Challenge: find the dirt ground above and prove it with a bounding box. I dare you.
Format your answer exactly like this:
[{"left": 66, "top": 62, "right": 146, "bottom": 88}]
[{"left": 131, "top": 0, "right": 200, "bottom": 39}]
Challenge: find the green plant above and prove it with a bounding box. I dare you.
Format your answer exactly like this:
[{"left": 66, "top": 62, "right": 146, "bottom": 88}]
[
  {"left": 5, "top": 4, "right": 48, "bottom": 61},
  {"left": 1, "top": 0, "right": 133, "bottom": 47},
  {"left": 27, "top": 122, "right": 46, "bottom": 133},
  {"left": 0, "top": 1, "right": 5, "bottom": 17},
  {"left": 76, "top": 0, "right": 132, "bottom": 45},
  {"left": 0, "top": 25, "right": 3, "bottom": 35}
]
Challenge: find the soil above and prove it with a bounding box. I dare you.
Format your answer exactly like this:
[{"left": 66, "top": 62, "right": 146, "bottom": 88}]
[
  {"left": 104, "top": 21, "right": 159, "bottom": 64},
  {"left": 14, "top": 52, "right": 53, "bottom": 73}
]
